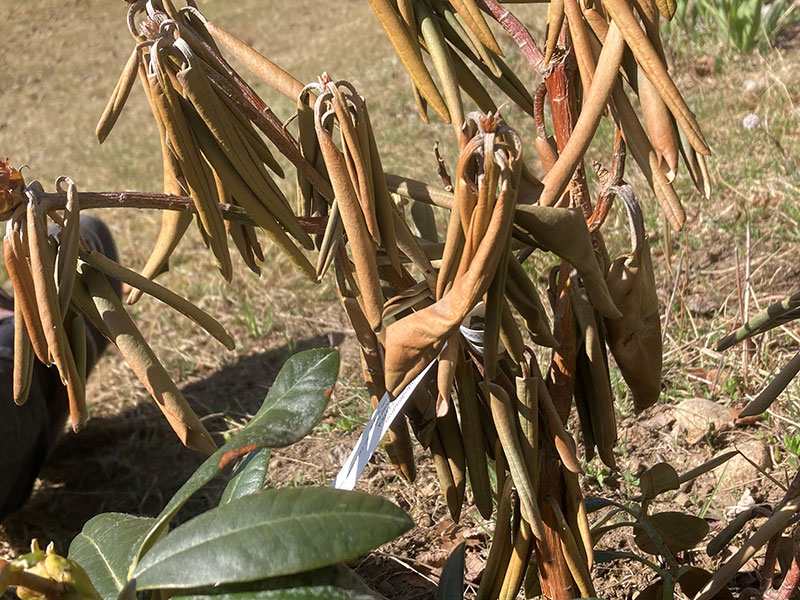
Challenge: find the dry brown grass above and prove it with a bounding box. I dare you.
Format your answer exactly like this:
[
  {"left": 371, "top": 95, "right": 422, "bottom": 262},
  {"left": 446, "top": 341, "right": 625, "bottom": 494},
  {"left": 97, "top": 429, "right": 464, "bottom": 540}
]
[{"left": 1, "top": 2, "right": 800, "bottom": 598}]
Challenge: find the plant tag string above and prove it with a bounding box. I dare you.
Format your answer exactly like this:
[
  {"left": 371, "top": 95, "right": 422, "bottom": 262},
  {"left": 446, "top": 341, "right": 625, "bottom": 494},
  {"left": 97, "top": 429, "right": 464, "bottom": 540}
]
[
  {"left": 332, "top": 306, "right": 492, "bottom": 490},
  {"left": 331, "top": 359, "right": 436, "bottom": 490}
]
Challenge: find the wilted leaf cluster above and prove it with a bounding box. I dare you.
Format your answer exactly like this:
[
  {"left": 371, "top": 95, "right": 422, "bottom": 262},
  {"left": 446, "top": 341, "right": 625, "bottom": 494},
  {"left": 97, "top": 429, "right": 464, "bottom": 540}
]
[{"left": 8, "top": 0, "right": 783, "bottom": 598}]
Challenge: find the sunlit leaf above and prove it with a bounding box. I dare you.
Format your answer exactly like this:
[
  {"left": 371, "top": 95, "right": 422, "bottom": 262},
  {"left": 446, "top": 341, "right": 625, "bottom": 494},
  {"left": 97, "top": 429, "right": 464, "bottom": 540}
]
[
  {"left": 133, "top": 488, "right": 412, "bottom": 589},
  {"left": 68, "top": 513, "right": 157, "bottom": 600},
  {"left": 132, "top": 349, "right": 339, "bottom": 567},
  {"left": 220, "top": 448, "right": 271, "bottom": 505}
]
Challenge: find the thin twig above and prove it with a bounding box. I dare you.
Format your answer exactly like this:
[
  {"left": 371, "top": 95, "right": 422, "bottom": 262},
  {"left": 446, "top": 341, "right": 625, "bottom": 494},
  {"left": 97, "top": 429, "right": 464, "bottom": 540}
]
[
  {"left": 744, "top": 220, "right": 752, "bottom": 388},
  {"left": 662, "top": 252, "right": 684, "bottom": 340},
  {"left": 34, "top": 191, "right": 326, "bottom": 233}
]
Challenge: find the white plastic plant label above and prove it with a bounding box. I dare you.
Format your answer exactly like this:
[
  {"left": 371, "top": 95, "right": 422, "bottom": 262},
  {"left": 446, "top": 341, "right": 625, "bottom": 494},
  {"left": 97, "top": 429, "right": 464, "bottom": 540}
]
[{"left": 331, "top": 359, "right": 436, "bottom": 490}]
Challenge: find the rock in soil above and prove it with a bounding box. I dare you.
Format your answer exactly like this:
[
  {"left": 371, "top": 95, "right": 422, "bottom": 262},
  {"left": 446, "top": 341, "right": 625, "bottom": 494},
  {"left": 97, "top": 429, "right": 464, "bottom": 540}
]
[
  {"left": 673, "top": 397, "right": 733, "bottom": 443},
  {"left": 714, "top": 440, "right": 771, "bottom": 494}
]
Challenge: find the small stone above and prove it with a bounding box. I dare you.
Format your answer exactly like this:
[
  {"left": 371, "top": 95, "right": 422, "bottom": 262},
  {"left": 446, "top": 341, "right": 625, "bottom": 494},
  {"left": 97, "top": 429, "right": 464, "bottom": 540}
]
[
  {"left": 743, "top": 113, "right": 762, "bottom": 131},
  {"left": 673, "top": 398, "right": 733, "bottom": 443},
  {"left": 674, "top": 492, "right": 692, "bottom": 507},
  {"left": 686, "top": 293, "right": 719, "bottom": 316},
  {"left": 743, "top": 80, "right": 766, "bottom": 98},
  {"left": 417, "top": 514, "right": 433, "bottom": 528},
  {"left": 328, "top": 443, "right": 351, "bottom": 468},
  {"left": 640, "top": 410, "right": 675, "bottom": 430},
  {"left": 627, "top": 457, "right": 642, "bottom": 477},
  {"left": 714, "top": 440, "right": 771, "bottom": 491}
]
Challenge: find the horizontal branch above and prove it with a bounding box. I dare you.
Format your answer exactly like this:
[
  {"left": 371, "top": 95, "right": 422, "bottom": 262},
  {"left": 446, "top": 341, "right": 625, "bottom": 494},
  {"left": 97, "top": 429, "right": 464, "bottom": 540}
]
[{"left": 36, "top": 191, "right": 327, "bottom": 234}]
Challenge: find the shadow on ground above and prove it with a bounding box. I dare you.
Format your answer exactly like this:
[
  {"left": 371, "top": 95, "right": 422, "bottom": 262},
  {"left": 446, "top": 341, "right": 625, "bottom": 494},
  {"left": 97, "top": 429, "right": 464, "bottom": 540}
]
[{"left": 0, "top": 332, "right": 345, "bottom": 556}]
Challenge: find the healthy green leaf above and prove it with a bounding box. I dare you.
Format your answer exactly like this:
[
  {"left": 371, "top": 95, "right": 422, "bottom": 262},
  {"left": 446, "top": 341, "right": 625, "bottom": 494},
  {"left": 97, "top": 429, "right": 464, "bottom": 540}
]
[
  {"left": 68, "top": 513, "right": 156, "bottom": 600},
  {"left": 220, "top": 448, "right": 271, "bottom": 505},
  {"left": 435, "top": 542, "right": 465, "bottom": 600},
  {"left": 173, "top": 588, "right": 376, "bottom": 600},
  {"left": 633, "top": 512, "right": 709, "bottom": 555},
  {"left": 244, "top": 348, "right": 339, "bottom": 447},
  {"left": 132, "top": 349, "right": 339, "bottom": 569},
  {"left": 133, "top": 488, "right": 412, "bottom": 589},
  {"left": 168, "top": 564, "right": 378, "bottom": 599}
]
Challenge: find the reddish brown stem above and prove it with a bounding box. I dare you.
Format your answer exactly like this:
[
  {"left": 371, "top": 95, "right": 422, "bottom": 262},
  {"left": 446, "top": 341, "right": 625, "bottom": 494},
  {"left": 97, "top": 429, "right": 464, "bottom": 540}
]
[
  {"left": 534, "top": 82, "right": 548, "bottom": 138},
  {"left": 544, "top": 58, "right": 574, "bottom": 151},
  {"left": 779, "top": 546, "right": 800, "bottom": 600},
  {"left": 535, "top": 452, "right": 578, "bottom": 600},
  {"left": 34, "top": 191, "right": 326, "bottom": 234},
  {"left": 545, "top": 48, "right": 592, "bottom": 218},
  {"left": 477, "top": 0, "right": 546, "bottom": 75},
  {"left": 588, "top": 128, "right": 626, "bottom": 232},
  {"left": 538, "top": 27, "right": 586, "bottom": 600}
]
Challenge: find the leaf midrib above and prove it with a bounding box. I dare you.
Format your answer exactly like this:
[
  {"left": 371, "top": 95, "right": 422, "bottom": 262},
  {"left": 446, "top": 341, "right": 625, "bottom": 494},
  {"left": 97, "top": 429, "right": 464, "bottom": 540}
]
[
  {"left": 78, "top": 532, "right": 125, "bottom": 591},
  {"left": 255, "top": 354, "right": 334, "bottom": 419}
]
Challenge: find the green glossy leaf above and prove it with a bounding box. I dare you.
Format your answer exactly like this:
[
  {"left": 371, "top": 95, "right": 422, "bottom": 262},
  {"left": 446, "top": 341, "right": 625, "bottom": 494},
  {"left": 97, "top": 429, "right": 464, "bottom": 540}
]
[
  {"left": 170, "top": 564, "right": 378, "bottom": 599},
  {"left": 68, "top": 513, "right": 156, "bottom": 600},
  {"left": 132, "top": 349, "right": 339, "bottom": 568},
  {"left": 435, "top": 542, "right": 465, "bottom": 600},
  {"left": 174, "top": 588, "right": 376, "bottom": 600},
  {"left": 639, "top": 463, "right": 679, "bottom": 500},
  {"left": 244, "top": 348, "right": 339, "bottom": 447},
  {"left": 133, "top": 488, "right": 412, "bottom": 589},
  {"left": 634, "top": 512, "right": 709, "bottom": 555},
  {"left": 220, "top": 448, "right": 271, "bottom": 505}
]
